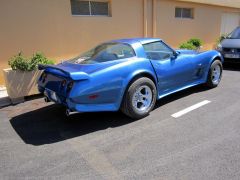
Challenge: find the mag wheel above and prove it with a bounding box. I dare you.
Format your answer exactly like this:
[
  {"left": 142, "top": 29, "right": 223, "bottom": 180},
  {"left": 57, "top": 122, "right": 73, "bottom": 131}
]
[
  {"left": 121, "top": 77, "right": 157, "bottom": 119},
  {"left": 206, "top": 60, "right": 223, "bottom": 88}
]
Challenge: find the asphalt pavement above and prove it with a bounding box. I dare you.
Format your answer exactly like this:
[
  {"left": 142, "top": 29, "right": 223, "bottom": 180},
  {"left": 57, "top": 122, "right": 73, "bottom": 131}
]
[{"left": 0, "top": 63, "right": 240, "bottom": 180}]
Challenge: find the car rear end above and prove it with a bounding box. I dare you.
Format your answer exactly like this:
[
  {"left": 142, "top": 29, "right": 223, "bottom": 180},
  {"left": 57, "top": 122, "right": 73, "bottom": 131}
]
[
  {"left": 38, "top": 71, "right": 74, "bottom": 106},
  {"left": 38, "top": 63, "right": 90, "bottom": 114}
]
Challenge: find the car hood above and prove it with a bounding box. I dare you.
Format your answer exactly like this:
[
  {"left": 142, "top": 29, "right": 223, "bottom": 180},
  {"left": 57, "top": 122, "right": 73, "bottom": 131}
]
[{"left": 221, "top": 38, "right": 240, "bottom": 48}]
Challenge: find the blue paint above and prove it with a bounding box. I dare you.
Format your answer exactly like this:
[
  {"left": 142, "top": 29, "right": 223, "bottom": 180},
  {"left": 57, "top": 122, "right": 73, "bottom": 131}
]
[{"left": 38, "top": 38, "right": 223, "bottom": 112}]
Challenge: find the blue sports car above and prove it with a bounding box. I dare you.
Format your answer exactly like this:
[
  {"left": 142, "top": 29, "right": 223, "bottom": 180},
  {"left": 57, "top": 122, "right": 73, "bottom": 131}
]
[{"left": 38, "top": 38, "right": 223, "bottom": 119}]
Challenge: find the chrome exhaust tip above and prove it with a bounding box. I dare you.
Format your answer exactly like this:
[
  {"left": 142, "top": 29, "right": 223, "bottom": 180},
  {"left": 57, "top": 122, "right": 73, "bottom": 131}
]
[
  {"left": 44, "top": 97, "right": 50, "bottom": 103},
  {"left": 66, "top": 109, "right": 78, "bottom": 117}
]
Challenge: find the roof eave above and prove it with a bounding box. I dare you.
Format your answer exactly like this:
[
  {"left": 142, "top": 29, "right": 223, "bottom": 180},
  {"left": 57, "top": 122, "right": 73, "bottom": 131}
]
[{"left": 176, "top": 0, "right": 240, "bottom": 9}]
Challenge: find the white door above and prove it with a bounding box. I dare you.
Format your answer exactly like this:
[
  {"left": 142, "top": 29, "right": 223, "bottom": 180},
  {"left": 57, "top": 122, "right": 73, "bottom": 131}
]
[{"left": 221, "top": 13, "right": 240, "bottom": 35}]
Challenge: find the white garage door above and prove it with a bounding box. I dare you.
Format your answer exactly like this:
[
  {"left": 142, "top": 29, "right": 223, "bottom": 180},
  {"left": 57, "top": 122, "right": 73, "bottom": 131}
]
[{"left": 221, "top": 13, "right": 240, "bottom": 35}]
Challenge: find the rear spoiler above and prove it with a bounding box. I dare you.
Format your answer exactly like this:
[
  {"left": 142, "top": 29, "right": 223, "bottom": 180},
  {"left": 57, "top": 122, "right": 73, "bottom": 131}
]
[{"left": 38, "top": 64, "right": 89, "bottom": 81}]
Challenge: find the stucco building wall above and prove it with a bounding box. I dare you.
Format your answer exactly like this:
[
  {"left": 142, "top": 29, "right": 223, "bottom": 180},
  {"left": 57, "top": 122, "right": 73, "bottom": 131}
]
[
  {"left": 0, "top": 0, "right": 144, "bottom": 84},
  {"left": 156, "top": 0, "right": 240, "bottom": 49},
  {"left": 0, "top": 0, "right": 239, "bottom": 84}
]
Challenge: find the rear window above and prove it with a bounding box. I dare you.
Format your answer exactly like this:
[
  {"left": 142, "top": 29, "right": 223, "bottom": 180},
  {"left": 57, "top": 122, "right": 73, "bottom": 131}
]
[{"left": 68, "top": 43, "right": 136, "bottom": 64}]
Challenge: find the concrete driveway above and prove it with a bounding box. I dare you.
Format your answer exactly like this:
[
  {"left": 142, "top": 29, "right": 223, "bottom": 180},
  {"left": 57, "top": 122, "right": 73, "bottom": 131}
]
[{"left": 0, "top": 64, "right": 240, "bottom": 180}]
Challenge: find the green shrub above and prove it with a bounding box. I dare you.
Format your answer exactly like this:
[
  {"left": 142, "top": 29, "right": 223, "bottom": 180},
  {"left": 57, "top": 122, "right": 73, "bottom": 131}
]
[
  {"left": 216, "top": 34, "right": 227, "bottom": 44},
  {"left": 187, "top": 38, "right": 203, "bottom": 48},
  {"left": 179, "top": 37, "right": 204, "bottom": 50},
  {"left": 8, "top": 52, "right": 31, "bottom": 71},
  {"left": 30, "top": 52, "right": 54, "bottom": 70},
  {"left": 8, "top": 52, "right": 54, "bottom": 71},
  {"left": 179, "top": 42, "right": 196, "bottom": 50}
]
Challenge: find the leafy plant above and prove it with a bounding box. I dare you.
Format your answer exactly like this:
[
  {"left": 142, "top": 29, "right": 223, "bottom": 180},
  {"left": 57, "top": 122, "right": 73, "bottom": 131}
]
[
  {"left": 216, "top": 34, "right": 227, "bottom": 44},
  {"left": 8, "top": 52, "right": 30, "bottom": 71},
  {"left": 8, "top": 52, "right": 54, "bottom": 71},
  {"left": 30, "top": 52, "right": 54, "bottom": 70},
  {"left": 179, "top": 42, "right": 196, "bottom": 50},
  {"left": 179, "top": 38, "right": 204, "bottom": 50},
  {"left": 187, "top": 38, "right": 203, "bottom": 48}
]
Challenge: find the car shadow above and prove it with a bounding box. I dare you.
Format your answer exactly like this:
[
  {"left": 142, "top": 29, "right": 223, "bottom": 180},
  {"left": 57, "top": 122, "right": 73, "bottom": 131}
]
[
  {"left": 10, "top": 105, "right": 134, "bottom": 146},
  {"left": 10, "top": 85, "right": 210, "bottom": 146}
]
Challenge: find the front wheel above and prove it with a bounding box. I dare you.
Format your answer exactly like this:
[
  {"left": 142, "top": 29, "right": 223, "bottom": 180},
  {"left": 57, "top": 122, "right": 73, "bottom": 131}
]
[
  {"left": 121, "top": 77, "right": 157, "bottom": 119},
  {"left": 206, "top": 60, "right": 223, "bottom": 88}
]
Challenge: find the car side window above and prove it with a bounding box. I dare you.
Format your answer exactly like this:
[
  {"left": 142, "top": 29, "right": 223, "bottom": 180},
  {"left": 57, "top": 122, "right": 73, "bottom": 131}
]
[
  {"left": 143, "top": 41, "right": 174, "bottom": 60},
  {"left": 106, "top": 43, "right": 136, "bottom": 59},
  {"left": 69, "top": 43, "right": 136, "bottom": 64}
]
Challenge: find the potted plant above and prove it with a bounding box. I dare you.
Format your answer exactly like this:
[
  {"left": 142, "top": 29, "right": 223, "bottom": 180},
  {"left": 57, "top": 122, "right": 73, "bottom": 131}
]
[{"left": 3, "top": 52, "right": 54, "bottom": 104}]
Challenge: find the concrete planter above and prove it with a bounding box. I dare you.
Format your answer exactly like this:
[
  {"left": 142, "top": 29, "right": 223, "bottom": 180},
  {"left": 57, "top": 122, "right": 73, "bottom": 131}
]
[{"left": 3, "top": 68, "right": 42, "bottom": 104}]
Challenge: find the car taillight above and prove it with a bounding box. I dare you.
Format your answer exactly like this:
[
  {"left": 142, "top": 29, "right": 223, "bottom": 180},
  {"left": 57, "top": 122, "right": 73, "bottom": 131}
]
[
  {"left": 61, "top": 80, "right": 67, "bottom": 87},
  {"left": 40, "top": 73, "right": 47, "bottom": 83},
  {"left": 67, "top": 81, "right": 74, "bottom": 92}
]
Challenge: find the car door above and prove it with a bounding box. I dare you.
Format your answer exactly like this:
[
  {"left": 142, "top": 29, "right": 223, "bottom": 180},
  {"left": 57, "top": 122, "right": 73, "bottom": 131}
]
[{"left": 143, "top": 41, "right": 195, "bottom": 94}]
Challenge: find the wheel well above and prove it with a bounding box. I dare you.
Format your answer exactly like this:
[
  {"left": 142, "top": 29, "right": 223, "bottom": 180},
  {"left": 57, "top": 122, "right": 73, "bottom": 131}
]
[
  {"left": 213, "top": 56, "right": 222, "bottom": 62},
  {"left": 128, "top": 73, "right": 157, "bottom": 88},
  {"left": 120, "top": 72, "right": 157, "bottom": 108}
]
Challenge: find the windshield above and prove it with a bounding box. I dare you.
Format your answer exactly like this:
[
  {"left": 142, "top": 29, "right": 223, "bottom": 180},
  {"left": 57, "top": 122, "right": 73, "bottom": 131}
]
[
  {"left": 227, "top": 27, "right": 240, "bottom": 39},
  {"left": 68, "top": 43, "right": 136, "bottom": 64}
]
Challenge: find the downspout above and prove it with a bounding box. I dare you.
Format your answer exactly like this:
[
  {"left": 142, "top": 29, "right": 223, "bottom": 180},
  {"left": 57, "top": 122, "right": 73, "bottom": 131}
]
[
  {"left": 152, "top": 0, "right": 157, "bottom": 37},
  {"left": 143, "top": 0, "right": 148, "bottom": 37}
]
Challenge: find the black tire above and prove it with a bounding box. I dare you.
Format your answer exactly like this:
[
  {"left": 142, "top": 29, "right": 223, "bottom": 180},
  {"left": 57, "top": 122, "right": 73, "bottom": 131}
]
[
  {"left": 206, "top": 59, "right": 223, "bottom": 88},
  {"left": 121, "top": 77, "right": 157, "bottom": 119}
]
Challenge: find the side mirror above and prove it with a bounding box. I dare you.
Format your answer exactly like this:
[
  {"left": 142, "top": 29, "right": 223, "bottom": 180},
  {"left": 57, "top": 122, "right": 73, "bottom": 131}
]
[{"left": 171, "top": 51, "right": 179, "bottom": 59}]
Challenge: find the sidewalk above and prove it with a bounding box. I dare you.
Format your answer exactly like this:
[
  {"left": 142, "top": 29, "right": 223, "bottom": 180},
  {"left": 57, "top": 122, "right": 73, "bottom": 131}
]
[{"left": 0, "top": 86, "right": 11, "bottom": 107}]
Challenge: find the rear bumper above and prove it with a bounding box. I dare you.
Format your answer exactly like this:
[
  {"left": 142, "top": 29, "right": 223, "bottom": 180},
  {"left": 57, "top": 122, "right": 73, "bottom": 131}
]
[
  {"left": 38, "top": 85, "right": 119, "bottom": 113},
  {"left": 39, "top": 85, "right": 68, "bottom": 106},
  {"left": 66, "top": 99, "right": 119, "bottom": 112}
]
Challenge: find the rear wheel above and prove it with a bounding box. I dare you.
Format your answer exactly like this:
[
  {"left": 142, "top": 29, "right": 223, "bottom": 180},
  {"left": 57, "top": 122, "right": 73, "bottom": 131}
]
[
  {"left": 206, "top": 60, "right": 223, "bottom": 88},
  {"left": 121, "top": 77, "right": 157, "bottom": 119}
]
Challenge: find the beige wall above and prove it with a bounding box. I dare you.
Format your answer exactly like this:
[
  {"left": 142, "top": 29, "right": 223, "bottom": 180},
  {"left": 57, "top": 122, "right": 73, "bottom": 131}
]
[
  {"left": 156, "top": 0, "right": 240, "bottom": 49},
  {"left": 0, "top": 0, "right": 144, "bottom": 84},
  {"left": 0, "top": 0, "right": 240, "bottom": 85}
]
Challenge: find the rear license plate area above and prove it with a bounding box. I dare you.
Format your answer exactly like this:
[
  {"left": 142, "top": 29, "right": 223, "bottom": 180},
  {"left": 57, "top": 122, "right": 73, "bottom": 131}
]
[{"left": 44, "top": 89, "right": 58, "bottom": 102}]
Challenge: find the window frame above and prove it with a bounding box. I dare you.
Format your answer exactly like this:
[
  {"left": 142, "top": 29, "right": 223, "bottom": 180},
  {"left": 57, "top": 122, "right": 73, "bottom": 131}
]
[
  {"left": 143, "top": 41, "right": 176, "bottom": 61},
  {"left": 175, "top": 7, "right": 194, "bottom": 19},
  {"left": 70, "top": 0, "right": 111, "bottom": 17}
]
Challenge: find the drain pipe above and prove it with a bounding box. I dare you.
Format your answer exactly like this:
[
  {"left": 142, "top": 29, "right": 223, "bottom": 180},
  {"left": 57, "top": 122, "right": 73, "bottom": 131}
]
[
  {"left": 143, "top": 0, "right": 148, "bottom": 37},
  {"left": 152, "top": 0, "right": 157, "bottom": 38}
]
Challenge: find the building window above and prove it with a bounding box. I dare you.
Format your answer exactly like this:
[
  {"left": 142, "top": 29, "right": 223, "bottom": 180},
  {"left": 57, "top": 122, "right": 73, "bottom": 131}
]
[
  {"left": 70, "top": 0, "right": 110, "bottom": 16},
  {"left": 175, "top": 7, "right": 194, "bottom": 19}
]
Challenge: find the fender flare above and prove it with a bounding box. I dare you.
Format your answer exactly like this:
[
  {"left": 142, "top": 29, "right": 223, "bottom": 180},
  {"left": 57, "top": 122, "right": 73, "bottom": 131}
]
[{"left": 117, "top": 70, "right": 158, "bottom": 109}]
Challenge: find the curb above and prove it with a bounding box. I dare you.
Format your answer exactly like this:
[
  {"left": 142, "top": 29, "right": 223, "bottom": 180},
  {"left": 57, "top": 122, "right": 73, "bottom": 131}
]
[{"left": 0, "top": 87, "right": 11, "bottom": 107}]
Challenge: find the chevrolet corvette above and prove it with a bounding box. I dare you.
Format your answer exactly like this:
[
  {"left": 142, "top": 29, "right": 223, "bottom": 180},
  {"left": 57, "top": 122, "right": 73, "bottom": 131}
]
[{"left": 38, "top": 38, "right": 223, "bottom": 119}]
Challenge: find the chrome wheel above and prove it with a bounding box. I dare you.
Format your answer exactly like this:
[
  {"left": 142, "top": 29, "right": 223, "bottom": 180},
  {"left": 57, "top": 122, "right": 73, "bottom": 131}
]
[
  {"left": 132, "top": 85, "right": 153, "bottom": 112},
  {"left": 212, "top": 64, "right": 221, "bottom": 84}
]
